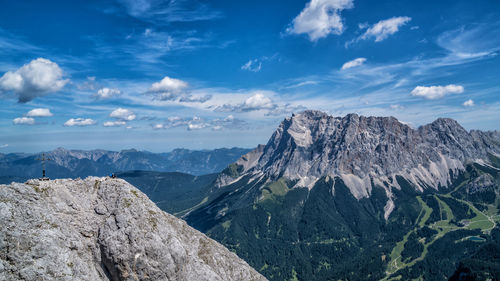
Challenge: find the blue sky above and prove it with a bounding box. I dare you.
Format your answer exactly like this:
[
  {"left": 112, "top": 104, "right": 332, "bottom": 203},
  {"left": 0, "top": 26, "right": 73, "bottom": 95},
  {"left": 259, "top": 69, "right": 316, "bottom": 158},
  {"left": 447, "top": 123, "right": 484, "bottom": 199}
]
[{"left": 0, "top": 0, "right": 499, "bottom": 153}]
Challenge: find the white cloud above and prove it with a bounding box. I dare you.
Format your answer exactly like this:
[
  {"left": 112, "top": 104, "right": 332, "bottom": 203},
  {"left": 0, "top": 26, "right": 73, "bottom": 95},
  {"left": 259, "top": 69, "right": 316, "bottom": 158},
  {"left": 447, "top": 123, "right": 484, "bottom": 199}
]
[
  {"left": 64, "top": 118, "right": 96, "bottom": 127},
  {"left": 463, "top": 99, "right": 474, "bottom": 107},
  {"left": 286, "top": 0, "right": 354, "bottom": 41},
  {"left": 152, "top": 115, "right": 248, "bottom": 131},
  {"left": 153, "top": 123, "right": 165, "bottom": 130},
  {"left": 95, "top": 87, "right": 122, "bottom": 99},
  {"left": 0, "top": 144, "right": 8, "bottom": 148},
  {"left": 26, "top": 108, "right": 53, "bottom": 117},
  {"left": 241, "top": 93, "right": 275, "bottom": 111},
  {"left": 241, "top": 59, "right": 262, "bottom": 72},
  {"left": 149, "top": 76, "right": 189, "bottom": 101},
  {"left": 215, "top": 93, "right": 276, "bottom": 112},
  {"left": 411, "top": 84, "right": 464, "bottom": 100},
  {"left": 0, "top": 58, "right": 68, "bottom": 103},
  {"left": 109, "top": 108, "right": 136, "bottom": 121},
  {"left": 187, "top": 123, "right": 209, "bottom": 130},
  {"left": 341, "top": 58, "right": 367, "bottom": 70},
  {"left": 150, "top": 76, "right": 188, "bottom": 93},
  {"left": 360, "top": 16, "right": 411, "bottom": 42},
  {"left": 13, "top": 117, "right": 35, "bottom": 125},
  {"left": 103, "top": 121, "right": 127, "bottom": 127}
]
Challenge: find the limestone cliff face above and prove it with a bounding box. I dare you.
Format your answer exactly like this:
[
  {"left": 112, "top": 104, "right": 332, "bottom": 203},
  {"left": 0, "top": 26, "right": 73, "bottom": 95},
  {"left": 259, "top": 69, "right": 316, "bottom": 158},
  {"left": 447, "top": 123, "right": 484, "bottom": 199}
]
[
  {"left": 0, "top": 177, "right": 267, "bottom": 281},
  {"left": 218, "top": 111, "right": 500, "bottom": 218}
]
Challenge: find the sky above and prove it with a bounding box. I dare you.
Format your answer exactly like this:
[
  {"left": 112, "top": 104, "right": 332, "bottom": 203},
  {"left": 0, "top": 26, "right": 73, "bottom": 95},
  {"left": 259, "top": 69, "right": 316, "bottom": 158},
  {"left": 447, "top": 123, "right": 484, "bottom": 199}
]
[{"left": 0, "top": 0, "right": 499, "bottom": 153}]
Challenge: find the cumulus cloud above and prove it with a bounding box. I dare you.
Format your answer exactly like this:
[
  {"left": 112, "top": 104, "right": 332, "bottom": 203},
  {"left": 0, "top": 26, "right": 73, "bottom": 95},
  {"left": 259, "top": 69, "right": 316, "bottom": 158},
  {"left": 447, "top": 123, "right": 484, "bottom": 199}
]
[
  {"left": 13, "top": 117, "right": 35, "bottom": 125},
  {"left": 411, "top": 84, "right": 464, "bottom": 100},
  {"left": 109, "top": 108, "right": 136, "bottom": 121},
  {"left": 147, "top": 76, "right": 210, "bottom": 103},
  {"left": 64, "top": 118, "right": 96, "bottom": 127},
  {"left": 150, "top": 76, "right": 188, "bottom": 97},
  {"left": 286, "top": 0, "right": 354, "bottom": 41},
  {"left": 95, "top": 87, "right": 122, "bottom": 99},
  {"left": 214, "top": 93, "right": 276, "bottom": 112},
  {"left": 359, "top": 16, "right": 411, "bottom": 42},
  {"left": 103, "top": 121, "right": 127, "bottom": 127},
  {"left": 26, "top": 108, "right": 53, "bottom": 117},
  {"left": 0, "top": 58, "right": 68, "bottom": 103},
  {"left": 241, "top": 93, "right": 275, "bottom": 111},
  {"left": 463, "top": 99, "right": 475, "bottom": 107},
  {"left": 341, "top": 58, "right": 367, "bottom": 70}
]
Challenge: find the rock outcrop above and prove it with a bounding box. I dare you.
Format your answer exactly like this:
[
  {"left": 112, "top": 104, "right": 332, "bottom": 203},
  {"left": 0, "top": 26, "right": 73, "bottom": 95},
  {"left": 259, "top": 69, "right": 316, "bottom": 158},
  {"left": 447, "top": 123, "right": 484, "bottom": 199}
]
[{"left": 0, "top": 177, "right": 267, "bottom": 281}]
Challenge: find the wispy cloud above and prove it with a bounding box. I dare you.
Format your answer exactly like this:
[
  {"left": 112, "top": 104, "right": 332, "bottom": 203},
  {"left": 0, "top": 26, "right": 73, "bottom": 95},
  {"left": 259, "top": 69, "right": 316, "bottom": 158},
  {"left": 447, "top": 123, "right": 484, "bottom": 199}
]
[
  {"left": 360, "top": 16, "right": 411, "bottom": 42},
  {"left": 84, "top": 29, "right": 232, "bottom": 74},
  {"left": 241, "top": 54, "right": 279, "bottom": 72},
  {"left": 0, "top": 28, "right": 41, "bottom": 56},
  {"left": 116, "top": 0, "right": 223, "bottom": 23},
  {"left": 341, "top": 58, "right": 367, "bottom": 70},
  {"left": 336, "top": 24, "right": 500, "bottom": 90},
  {"left": 241, "top": 60, "right": 262, "bottom": 72}
]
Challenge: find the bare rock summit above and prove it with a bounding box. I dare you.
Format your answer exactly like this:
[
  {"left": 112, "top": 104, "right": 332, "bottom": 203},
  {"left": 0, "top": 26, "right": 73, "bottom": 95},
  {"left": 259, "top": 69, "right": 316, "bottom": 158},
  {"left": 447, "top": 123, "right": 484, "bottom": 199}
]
[{"left": 0, "top": 177, "right": 267, "bottom": 281}]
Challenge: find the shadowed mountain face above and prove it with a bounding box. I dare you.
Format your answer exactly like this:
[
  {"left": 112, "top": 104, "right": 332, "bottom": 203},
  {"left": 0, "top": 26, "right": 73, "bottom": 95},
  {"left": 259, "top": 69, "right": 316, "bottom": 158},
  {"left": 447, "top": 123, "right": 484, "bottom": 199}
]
[
  {"left": 0, "top": 147, "right": 251, "bottom": 183},
  {"left": 173, "top": 111, "right": 500, "bottom": 281}
]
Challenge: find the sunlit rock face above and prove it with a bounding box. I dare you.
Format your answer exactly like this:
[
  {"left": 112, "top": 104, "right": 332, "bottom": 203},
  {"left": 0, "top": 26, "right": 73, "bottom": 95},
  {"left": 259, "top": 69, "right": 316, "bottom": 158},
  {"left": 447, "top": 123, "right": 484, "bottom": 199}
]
[
  {"left": 220, "top": 110, "right": 499, "bottom": 218},
  {"left": 0, "top": 177, "right": 267, "bottom": 281}
]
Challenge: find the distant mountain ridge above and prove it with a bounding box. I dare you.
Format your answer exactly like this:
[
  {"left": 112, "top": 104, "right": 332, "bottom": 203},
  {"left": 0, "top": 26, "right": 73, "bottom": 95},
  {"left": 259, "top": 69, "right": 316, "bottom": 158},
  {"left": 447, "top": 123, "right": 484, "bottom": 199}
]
[{"left": 0, "top": 147, "right": 252, "bottom": 183}]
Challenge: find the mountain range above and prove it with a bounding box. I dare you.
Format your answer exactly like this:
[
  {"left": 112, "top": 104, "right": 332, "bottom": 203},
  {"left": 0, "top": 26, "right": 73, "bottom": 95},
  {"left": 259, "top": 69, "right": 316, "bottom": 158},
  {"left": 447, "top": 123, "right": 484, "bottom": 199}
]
[
  {"left": 125, "top": 111, "right": 499, "bottom": 280},
  {"left": 0, "top": 147, "right": 251, "bottom": 184},
  {"left": 3, "top": 110, "right": 499, "bottom": 280}
]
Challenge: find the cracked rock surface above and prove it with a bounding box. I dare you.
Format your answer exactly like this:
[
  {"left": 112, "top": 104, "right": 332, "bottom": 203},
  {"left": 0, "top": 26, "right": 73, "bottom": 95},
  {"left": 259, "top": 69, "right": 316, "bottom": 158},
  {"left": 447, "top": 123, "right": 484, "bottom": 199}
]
[{"left": 0, "top": 177, "right": 267, "bottom": 281}]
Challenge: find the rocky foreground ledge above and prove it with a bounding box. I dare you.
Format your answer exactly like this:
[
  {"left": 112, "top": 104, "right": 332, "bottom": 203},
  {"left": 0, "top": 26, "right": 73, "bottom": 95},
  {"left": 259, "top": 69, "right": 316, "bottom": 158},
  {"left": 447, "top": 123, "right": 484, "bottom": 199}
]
[{"left": 0, "top": 177, "right": 267, "bottom": 281}]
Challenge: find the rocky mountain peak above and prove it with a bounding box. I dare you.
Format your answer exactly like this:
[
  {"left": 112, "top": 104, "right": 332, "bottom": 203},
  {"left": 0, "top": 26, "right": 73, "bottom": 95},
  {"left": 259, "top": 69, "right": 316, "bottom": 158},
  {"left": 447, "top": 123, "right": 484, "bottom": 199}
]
[
  {"left": 220, "top": 111, "right": 499, "bottom": 218},
  {"left": 0, "top": 177, "right": 267, "bottom": 281}
]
